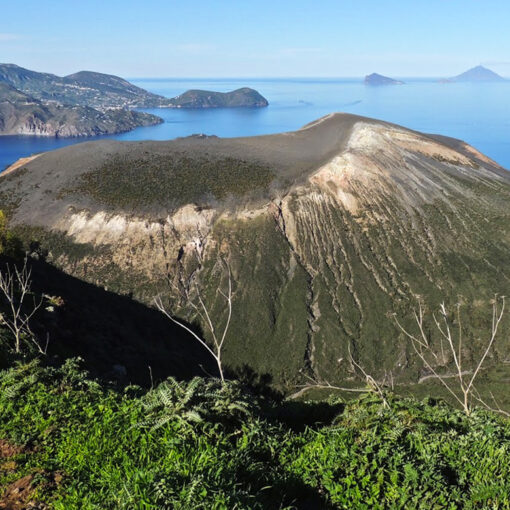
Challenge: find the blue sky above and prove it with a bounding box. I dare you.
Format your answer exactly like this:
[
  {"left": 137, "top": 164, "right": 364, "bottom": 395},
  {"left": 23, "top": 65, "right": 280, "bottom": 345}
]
[{"left": 2, "top": 0, "right": 509, "bottom": 78}]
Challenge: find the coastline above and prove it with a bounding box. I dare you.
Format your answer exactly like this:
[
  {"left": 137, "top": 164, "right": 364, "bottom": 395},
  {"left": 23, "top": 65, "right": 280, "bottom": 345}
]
[{"left": 1, "top": 154, "right": 41, "bottom": 176}]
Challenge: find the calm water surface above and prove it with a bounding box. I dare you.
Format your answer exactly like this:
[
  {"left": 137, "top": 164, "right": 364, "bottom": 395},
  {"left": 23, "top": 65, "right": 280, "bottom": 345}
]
[{"left": 1, "top": 78, "right": 510, "bottom": 170}]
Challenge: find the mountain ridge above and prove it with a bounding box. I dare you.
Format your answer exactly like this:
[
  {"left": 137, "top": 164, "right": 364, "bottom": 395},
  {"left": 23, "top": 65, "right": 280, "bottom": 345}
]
[
  {"left": 0, "top": 63, "right": 170, "bottom": 109},
  {"left": 0, "top": 64, "right": 269, "bottom": 110}
]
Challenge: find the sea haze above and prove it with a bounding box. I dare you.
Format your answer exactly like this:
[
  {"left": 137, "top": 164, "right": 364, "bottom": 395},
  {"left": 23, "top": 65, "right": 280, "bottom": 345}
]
[{"left": 1, "top": 77, "right": 510, "bottom": 170}]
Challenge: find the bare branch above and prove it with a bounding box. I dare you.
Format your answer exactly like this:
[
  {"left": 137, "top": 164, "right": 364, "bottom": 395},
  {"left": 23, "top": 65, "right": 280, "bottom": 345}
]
[
  {"left": 155, "top": 258, "right": 233, "bottom": 384},
  {"left": 0, "top": 258, "right": 47, "bottom": 354},
  {"left": 393, "top": 296, "right": 506, "bottom": 415},
  {"left": 466, "top": 296, "right": 505, "bottom": 394},
  {"left": 154, "top": 296, "right": 218, "bottom": 363},
  {"left": 348, "top": 345, "right": 389, "bottom": 408}
]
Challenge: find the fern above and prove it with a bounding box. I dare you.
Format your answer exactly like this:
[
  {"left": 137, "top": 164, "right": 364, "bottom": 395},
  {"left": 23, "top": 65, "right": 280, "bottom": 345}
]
[{"left": 140, "top": 377, "right": 256, "bottom": 432}]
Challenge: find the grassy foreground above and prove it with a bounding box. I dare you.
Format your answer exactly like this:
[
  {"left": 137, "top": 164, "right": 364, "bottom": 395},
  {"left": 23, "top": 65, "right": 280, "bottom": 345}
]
[{"left": 0, "top": 359, "right": 509, "bottom": 509}]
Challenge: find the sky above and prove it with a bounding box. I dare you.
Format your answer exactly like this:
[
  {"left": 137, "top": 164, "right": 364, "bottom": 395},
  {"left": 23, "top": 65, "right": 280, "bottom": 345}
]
[{"left": 1, "top": 0, "right": 510, "bottom": 78}]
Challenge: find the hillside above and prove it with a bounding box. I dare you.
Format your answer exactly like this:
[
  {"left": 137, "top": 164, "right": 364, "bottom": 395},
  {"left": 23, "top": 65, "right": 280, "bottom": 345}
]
[
  {"left": 364, "top": 73, "right": 404, "bottom": 85},
  {"left": 1, "top": 358, "right": 510, "bottom": 509},
  {"left": 0, "top": 82, "right": 162, "bottom": 137},
  {"left": 1, "top": 113, "right": 510, "bottom": 390},
  {"left": 168, "top": 87, "right": 269, "bottom": 108},
  {"left": 0, "top": 64, "right": 171, "bottom": 109},
  {"left": 0, "top": 64, "right": 269, "bottom": 111}
]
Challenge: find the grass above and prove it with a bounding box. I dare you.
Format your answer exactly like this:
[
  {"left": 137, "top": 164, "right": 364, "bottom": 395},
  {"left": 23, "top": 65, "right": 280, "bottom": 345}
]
[{"left": 0, "top": 358, "right": 510, "bottom": 508}]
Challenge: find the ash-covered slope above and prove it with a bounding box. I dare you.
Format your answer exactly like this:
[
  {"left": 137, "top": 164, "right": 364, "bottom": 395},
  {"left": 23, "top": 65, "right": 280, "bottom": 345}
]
[{"left": 2, "top": 113, "right": 510, "bottom": 388}]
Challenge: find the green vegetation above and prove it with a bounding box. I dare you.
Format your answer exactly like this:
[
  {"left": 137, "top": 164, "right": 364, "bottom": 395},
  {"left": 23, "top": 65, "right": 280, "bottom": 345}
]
[
  {"left": 0, "top": 64, "right": 268, "bottom": 114},
  {"left": 63, "top": 154, "right": 275, "bottom": 210},
  {"left": 3, "top": 110, "right": 510, "bottom": 389},
  {"left": 0, "top": 211, "right": 510, "bottom": 508},
  {"left": 2, "top": 115, "right": 510, "bottom": 506},
  {"left": 0, "top": 359, "right": 510, "bottom": 508},
  {"left": 168, "top": 88, "right": 268, "bottom": 108},
  {"left": 0, "top": 64, "right": 170, "bottom": 109},
  {"left": 0, "top": 210, "right": 22, "bottom": 258}
]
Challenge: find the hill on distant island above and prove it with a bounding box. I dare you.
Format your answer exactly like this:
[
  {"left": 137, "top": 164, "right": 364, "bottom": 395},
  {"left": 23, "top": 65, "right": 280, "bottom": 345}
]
[
  {"left": 0, "top": 64, "right": 269, "bottom": 111},
  {"left": 0, "top": 64, "right": 171, "bottom": 109},
  {"left": 168, "top": 87, "right": 269, "bottom": 108},
  {"left": 364, "top": 73, "right": 404, "bottom": 86},
  {"left": 446, "top": 65, "right": 506, "bottom": 82}
]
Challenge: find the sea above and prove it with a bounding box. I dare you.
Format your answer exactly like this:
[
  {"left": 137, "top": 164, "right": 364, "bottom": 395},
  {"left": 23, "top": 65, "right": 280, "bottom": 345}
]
[{"left": 1, "top": 78, "right": 510, "bottom": 171}]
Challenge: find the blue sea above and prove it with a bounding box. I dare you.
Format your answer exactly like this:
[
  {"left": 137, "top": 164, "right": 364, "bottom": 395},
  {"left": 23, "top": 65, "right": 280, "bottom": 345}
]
[{"left": 1, "top": 78, "right": 510, "bottom": 171}]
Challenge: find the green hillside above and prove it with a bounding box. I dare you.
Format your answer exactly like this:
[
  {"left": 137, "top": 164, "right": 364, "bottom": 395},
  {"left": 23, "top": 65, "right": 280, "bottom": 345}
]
[
  {"left": 0, "top": 359, "right": 509, "bottom": 509},
  {"left": 168, "top": 88, "right": 269, "bottom": 108},
  {"left": 0, "top": 64, "right": 170, "bottom": 109}
]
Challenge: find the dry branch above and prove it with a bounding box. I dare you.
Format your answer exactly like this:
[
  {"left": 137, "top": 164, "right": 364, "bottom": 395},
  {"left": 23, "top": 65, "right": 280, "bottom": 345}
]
[{"left": 393, "top": 296, "right": 505, "bottom": 415}]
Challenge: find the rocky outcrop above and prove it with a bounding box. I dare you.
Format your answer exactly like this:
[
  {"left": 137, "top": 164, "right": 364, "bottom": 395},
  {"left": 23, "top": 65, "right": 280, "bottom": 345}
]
[{"left": 364, "top": 73, "right": 404, "bottom": 86}]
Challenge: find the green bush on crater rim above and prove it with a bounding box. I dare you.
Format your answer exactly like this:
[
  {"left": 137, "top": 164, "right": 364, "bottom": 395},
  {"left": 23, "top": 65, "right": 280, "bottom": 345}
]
[{"left": 62, "top": 153, "right": 276, "bottom": 209}]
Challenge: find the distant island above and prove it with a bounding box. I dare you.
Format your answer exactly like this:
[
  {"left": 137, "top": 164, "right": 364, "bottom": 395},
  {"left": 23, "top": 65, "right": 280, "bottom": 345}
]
[
  {"left": 441, "top": 65, "right": 506, "bottom": 83},
  {"left": 0, "top": 64, "right": 269, "bottom": 137},
  {"left": 168, "top": 88, "right": 268, "bottom": 108},
  {"left": 364, "top": 73, "right": 404, "bottom": 86}
]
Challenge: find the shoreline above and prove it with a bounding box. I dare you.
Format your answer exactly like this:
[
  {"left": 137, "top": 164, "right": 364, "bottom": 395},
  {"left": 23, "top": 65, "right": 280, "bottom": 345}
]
[{"left": 1, "top": 154, "right": 42, "bottom": 177}]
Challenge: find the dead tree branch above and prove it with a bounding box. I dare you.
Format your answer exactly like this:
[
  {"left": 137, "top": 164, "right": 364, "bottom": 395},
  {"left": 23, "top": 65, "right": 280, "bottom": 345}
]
[
  {"left": 393, "top": 296, "right": 505, "bottom": 415},
  {"left": 0, "top": 258, "right": 46, "bottom": 354},
  {"left": 155, "top": 259, "right": 233, "bottom": 383}
]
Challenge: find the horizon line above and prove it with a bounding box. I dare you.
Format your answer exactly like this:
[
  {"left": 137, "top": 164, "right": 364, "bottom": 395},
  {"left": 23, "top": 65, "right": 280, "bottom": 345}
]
[{"left": 128, "top": 75, "right": 509, "bottom": 80}]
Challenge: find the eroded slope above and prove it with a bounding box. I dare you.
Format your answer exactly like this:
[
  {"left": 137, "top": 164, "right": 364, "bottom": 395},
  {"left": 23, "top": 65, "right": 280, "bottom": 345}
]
[{"left": 2, "top": 113, "right": 509, "bottom": 388}]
